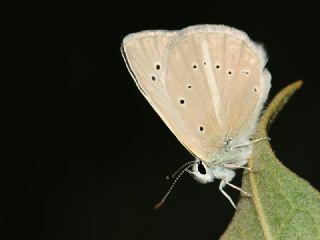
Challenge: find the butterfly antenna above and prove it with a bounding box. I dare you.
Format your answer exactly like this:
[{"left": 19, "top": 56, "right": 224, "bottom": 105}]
[
  {"left": 168, "top": 160, "right": 197, "bottom": 179},
  {"left": 154, "top": 166, "right": 191, "bottom": 210}
]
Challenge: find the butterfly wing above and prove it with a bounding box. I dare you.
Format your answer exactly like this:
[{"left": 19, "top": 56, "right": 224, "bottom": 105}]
[
  {"left": 121, "top": 30, "right": 196, "bottom": 154},
  {"left": 196, "top": 26, "right": 271, "bottom": 141},
  {"left": 163, "top": 25, "right": 271, "bottom": 156},
  {"left": 121, "top": 25, "right": 271, "bottom": 161}
]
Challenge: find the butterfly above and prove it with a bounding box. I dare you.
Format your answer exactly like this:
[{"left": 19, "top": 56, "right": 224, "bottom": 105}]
[{"left": 121, "top": 25, "right": 271, "bottom": 209}]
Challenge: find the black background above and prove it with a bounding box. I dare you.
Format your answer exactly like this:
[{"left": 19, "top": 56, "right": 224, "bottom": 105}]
[{"left": 3, "top": 2, "right": 320, "bottom": 240}]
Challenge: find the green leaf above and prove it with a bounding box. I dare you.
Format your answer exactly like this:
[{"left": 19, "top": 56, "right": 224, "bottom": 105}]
[{"left": 220, "top": 81, "right": 320, "bottom": 240}]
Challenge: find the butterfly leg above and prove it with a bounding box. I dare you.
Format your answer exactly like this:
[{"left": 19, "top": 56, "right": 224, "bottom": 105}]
[
  {"left": 219, "top": 180, "right": 237, "bottom": 209},
  {"left": 226, "top": 182, "right": 252, "bottom": 197},
  {"left": 222, "top": 163, "right": 254, "bottom": 172},
  {"left": 232, "top": 136, "right": 270, "bottom": 149}
]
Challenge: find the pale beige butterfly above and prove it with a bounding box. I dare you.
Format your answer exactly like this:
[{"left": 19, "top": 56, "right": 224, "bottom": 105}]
[{"left": 121, "top": 25, "right": 271, "bottom": 209}]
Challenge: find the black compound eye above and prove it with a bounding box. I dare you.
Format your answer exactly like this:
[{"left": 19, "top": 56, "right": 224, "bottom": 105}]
[{"left": 197, "top": 161, "right": 206, "bottom": 175}]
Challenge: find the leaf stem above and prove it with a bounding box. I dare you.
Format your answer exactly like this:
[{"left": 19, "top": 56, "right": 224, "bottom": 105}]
[{"left": 248, "top": 80, "right": 304, "bottom": 240}]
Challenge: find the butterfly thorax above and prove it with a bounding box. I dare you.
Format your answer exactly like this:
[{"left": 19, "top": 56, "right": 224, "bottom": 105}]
[{"left": 191, "top": 140, "right": 252, "bottom": 184}]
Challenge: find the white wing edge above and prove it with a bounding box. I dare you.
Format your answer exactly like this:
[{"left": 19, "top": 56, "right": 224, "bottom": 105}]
[
  {"left": 122, "top": 24, "right": 269, "bottom": 79},
  {"left": 173, "top": 24, "right": 269, "bottom": 68},
  {"left": 122, "top": 29, "right": 177, "bottom": 44}
]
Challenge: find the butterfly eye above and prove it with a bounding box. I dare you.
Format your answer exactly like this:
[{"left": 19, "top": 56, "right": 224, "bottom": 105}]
[
  {"left": 197, "top": 161, "right": 206, "bottom": 175},
  {"left": 227, "top": 69, "right": 233, "bottom": 75},
  {"left": 215, "top": 64, "right": 221, "bottom": 69},
  {"left": 253, "top": 87, "right": 259, "bottom": 93},
  {"left": 187, "top": 84, "right": 192, "bottom": 89},
  {"left": 199, "top": 125, "right": 204, "bottom": 132}
]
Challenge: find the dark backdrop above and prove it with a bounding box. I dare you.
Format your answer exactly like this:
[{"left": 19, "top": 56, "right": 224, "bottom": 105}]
[{"left": 3, "top": 2, "right": 320, "bottom": 240}]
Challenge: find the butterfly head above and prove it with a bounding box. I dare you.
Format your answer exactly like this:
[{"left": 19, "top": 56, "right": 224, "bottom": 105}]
[{"left": 191, "top": 160, "right": 215, "bottom": 184}]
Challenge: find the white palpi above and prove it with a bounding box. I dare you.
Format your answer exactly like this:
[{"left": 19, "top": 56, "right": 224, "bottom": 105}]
[{"left": 121, "top": 25, "right": 271, "bottom": 209}]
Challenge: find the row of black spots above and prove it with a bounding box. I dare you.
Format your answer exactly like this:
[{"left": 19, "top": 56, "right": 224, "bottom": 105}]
[
  {"left": 149, "top": 62, "right": 162, "bottom": 81},
  {"left": 178, "top": 84, "right": 193, "bottom": 104},
  {"left": 177, "top": 97, "right": 205, "bottom": 134},
  {"left": 150, "top": 63, "right": 249, "bottom": 81},
  {"left": 225, "top": 68, "right": 251, "bottom": 76},
  {"left": 213, "top": 63, "right": 251, "bottom": 77},
  {"left": 192, "top": 61, "right": 208, "bottom": 70},
  {"left": 191, "top": 61, "right": 250, "bottom": 77},
  {"left": 192, "top": 62, "right": 222, "bottom": 70},
  {"left": 191, "top": 62, "right": 231, "bottom": 75},
  {"left": 226, "top": 69, "right": 251, "bottom": 76},
  {"left": 192, "top": 61, "right": 221, "bottom": 70},
  {"left": 241, "top": 69, "right": 250, "bottom": 76}
]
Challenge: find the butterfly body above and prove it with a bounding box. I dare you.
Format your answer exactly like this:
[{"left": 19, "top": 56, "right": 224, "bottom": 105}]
[
  {"left": 121, "top": 25, "right": 271, "bottom": 208},
  {"left": 191, "top": 138, "right": 252, "bottom": 184}
]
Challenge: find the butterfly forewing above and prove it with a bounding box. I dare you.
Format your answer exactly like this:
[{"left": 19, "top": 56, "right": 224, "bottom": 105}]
[
  {"left": 122, "top": 25, "right": 271, "bottom": 162},
  {"left": 122, "top": 31, "right": 204, "bottom": 156},
  {"left": 121, "top": 31, "right": 187, "bottom": 137}
]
